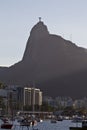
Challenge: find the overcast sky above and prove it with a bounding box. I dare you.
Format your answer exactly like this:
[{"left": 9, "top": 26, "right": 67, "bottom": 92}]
[{"left": 0, "top": 0, "right": 87, "bottom": 66}]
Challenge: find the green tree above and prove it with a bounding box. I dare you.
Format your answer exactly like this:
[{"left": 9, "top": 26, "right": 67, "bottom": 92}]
[
  {"left": 0, "top": 96, "right": 6, "bottom": 112},
  {"left": 0, "top": 82, "right": 7, "bottom": 89},
  {"left": 41, "top": 102, "right": 54, "bottom": 111}
]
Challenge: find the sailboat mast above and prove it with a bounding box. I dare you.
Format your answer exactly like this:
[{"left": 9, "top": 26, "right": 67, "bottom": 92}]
[{"left": 32, "top": 82, "right": 35, "bottom": 113}]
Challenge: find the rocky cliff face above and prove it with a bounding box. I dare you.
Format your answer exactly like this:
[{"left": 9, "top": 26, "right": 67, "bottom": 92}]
[
  {"left": 23, "top": 21, "right": 49, "bottom": 61},
  {"left": 0, "top": 21, "right": 87, "bottom": 98}
]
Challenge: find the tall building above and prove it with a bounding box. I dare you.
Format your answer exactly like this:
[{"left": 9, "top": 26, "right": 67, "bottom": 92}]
[
  {"left": 24, "top": 87, "right": 42, "bottom": 107},
  {"left": 24, "top": 87, "right": 31, "bottom": 106},
  {"left": 2, "top": 85, "right": 42, "bottom": 111}
]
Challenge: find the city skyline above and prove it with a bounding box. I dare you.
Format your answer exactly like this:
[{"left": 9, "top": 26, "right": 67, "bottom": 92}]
[{"left": 0, "top": 0, "right": 87, "bottom": 66}]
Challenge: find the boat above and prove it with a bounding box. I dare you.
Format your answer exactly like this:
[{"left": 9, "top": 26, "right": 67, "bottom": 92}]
[
  {"left": 20, "top": 118, "right": 32, "bottom": 126},
  {"left": 0, "top": 117, "right": 13, "bottom": 129},
  {"left": 69, "top": 120, "right": 87, "bottom": 130},
  {"left": 57, "top": 116, "right": 63, "bottom": 121},
  {"left": 36, "top": 118, "right": 43, "bottom": 122},
  {"left": 72, "top": 117, "right": 83, "bottom": 123},
  {"left": 50, "top": 119, "right": 57, "bottom": 123},
  {"left": 1, "top": 123, "right": 13, "bottom": 129}
]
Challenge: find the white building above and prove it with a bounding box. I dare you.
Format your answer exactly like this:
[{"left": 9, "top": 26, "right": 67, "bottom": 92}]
[{"left": 24, "top": 87, "right": 42, "bottom": 106}]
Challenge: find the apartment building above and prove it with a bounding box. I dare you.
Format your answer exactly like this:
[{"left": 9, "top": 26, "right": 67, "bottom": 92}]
[{"left": 24, "top": 87, "right": 42, "bottom": 106}]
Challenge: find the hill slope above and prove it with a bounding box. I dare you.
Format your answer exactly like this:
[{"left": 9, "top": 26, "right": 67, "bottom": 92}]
[{"left": 0, "top": 21, "right": 87, "bottom": 98}]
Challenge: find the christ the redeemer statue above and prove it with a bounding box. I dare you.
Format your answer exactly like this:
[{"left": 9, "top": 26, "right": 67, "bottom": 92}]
[{"left": 39, "top": 17, "right": 41, "bottom": 22}]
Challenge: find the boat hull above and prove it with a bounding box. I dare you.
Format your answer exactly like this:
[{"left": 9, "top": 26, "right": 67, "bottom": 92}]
[
  {"left": 1, "top": 124, "right": 13, "bottom": 129},
  {"left": 70, "top": 127, "right": 87, "bottom": 130}
]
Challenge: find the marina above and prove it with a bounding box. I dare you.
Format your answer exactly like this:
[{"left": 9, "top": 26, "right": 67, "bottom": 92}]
[{"left": 0, "top": 118, "right": 83, "bottom": 130}]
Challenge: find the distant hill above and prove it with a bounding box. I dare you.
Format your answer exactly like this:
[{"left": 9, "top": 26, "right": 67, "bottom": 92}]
[{"left": 0, "top": 21, "right": 87, "bottom": 98}]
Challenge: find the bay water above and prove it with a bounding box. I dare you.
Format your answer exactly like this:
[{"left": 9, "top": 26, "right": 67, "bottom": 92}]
[{"left": 13, "top": 119, "right": 81, "bottom": 130}]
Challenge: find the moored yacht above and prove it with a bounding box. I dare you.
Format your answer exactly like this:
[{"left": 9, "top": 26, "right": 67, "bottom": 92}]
[{"left": 70, "top": 120, "right": 87, "bottom": 130}]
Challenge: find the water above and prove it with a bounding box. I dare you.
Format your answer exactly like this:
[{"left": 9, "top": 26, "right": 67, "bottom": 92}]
[
  {"left": 34, "top": 120, "right": 77, "bottom": 130},
  {"left": 0, "top": 119, "right": 82, "bottom": 130},
  {"left": 35, "top": 120, "right": 72, "bottom": 130}
]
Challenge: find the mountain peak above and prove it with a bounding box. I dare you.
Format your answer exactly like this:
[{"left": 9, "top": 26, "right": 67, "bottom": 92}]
[
  {"left": 22, "top": 21, "right": 49, "bottom": 60},
  {"left": 30, "top": 21, "right": 49, "bottom": 40}
]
